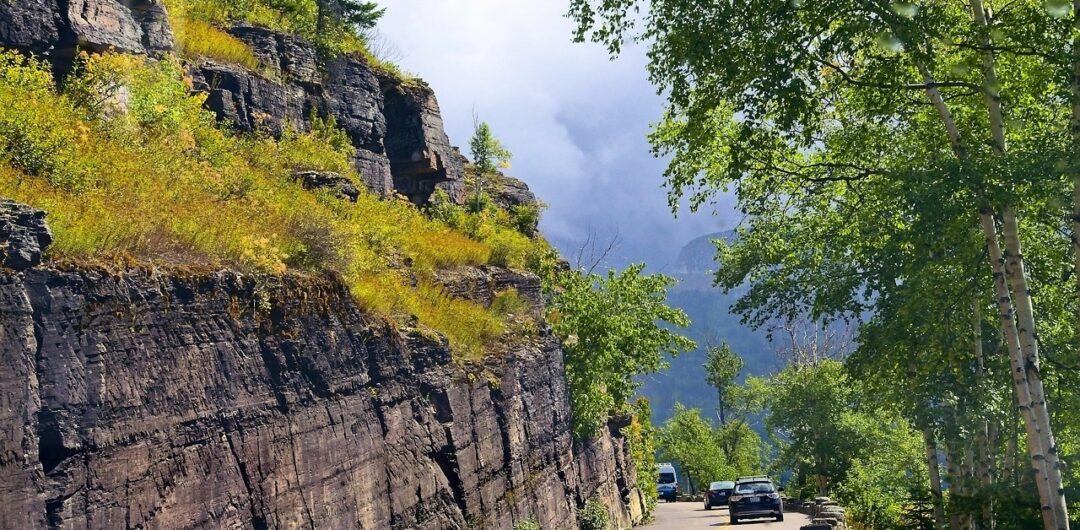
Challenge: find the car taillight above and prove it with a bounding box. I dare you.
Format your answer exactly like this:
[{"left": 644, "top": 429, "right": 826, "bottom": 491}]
[
  {"left": 730, "top": 495, "right": 743, "bottom": 502},
  {"left": 767, "top": 493, "right": 780, "bottom": 499}
]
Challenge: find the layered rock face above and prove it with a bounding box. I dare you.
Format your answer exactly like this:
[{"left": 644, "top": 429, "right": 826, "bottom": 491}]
[
  {"left": 0, "top": 264, "right": 643, "bottom": 530},
  {"left": 188, "top": 24, "right": 468, "bottom": 201},
  {"left": 0, "top": 202, "right": 645, "bottom": 529}
]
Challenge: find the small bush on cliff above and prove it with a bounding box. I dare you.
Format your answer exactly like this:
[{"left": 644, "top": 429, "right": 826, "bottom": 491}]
[
  {"left": 578, "top": 498, "right": 610, "bottom": 530},
  {"left": 512, "top": 519, "right": 541, "bottom": 530},
  {"left": 0, "top": 51, "right": 535, "bottom": 358}
]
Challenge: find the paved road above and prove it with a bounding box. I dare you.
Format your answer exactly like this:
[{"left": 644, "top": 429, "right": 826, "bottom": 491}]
[{"left": 642, "top": 502, "right": 811, "bottom": 530}]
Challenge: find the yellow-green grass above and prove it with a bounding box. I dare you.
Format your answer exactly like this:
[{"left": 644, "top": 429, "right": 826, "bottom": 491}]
[
  {"left": 162, "top": 0, "right": 420, "bottom": 83},
  {"left": 170, "top": 16, "right": 260, "bottom": 69},
  {"left": 0, "top": 51, "right": 539, "bottom": 358}
]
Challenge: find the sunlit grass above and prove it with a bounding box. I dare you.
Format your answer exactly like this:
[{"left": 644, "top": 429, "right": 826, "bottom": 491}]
[{"left": 172, "top": 17, "right": 260, "bottom": 69}]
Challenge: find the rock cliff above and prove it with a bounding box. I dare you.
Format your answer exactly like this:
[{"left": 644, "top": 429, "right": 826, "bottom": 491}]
[{"left": 0, "top": 260, "right": 643, "bottom": 530}]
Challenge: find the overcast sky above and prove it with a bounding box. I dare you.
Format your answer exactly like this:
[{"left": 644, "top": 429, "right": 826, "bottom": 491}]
[{"left": 380, "top": 0, "right": 739, "bottom": 270}]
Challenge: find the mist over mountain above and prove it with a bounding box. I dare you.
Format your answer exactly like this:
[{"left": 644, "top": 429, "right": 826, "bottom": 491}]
[{"left": 639, "top": 232, "right": 779, "bottom": 425}]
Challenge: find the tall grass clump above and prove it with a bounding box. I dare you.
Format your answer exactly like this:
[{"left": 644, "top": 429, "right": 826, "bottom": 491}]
[
  {"left": 170, "top": 15, "right": 260, "bottom": 69},
  {"left": 0, "top": 51, "right": 540, "bottom": 358}
]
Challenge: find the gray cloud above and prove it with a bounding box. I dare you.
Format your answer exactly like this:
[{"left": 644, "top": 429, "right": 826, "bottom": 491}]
[{"left": 379, "top": 0, "right": 739, "bottom": 270}]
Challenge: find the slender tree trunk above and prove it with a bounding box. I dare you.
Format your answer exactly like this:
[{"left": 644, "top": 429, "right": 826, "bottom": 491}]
[
  {"left": 1071, "top": 0, "right": 1080, "bottom": 319},
  {"left": 1002, "top": 405, "right": 1019, "bottom": 487},
  {"left": 946, "top": 449, "right": 963, "bottom": 530},
  {"left": 1001, "top": 209, "right": 1070, "bottom": 528},
  {"left": 967, "top": 0, "right": 1006, "bottom": 155},
  {"left": 982, "top": 211, "right": 1063, "bottom": 530},
  {"left": 972, "top": 302, "right": 995, "bottom": 530},
  {"left": 964, "top": 445, "right": 978, "bottom": 530},
  {"left": 925, "top": 428, "right": 948, "bottom": 530}
]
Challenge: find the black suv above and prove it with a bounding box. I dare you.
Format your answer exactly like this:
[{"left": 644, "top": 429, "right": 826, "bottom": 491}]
[{"left": 729, "top": 476, "right": 783, "bottom": 524}]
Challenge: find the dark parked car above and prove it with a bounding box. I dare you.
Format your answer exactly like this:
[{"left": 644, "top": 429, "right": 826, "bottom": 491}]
[
  {"left": 729, "top": 476, "right": 783, "bottom": 523},
  {"left": 704, "top": 481, "right": 735, "bottom": 510}
]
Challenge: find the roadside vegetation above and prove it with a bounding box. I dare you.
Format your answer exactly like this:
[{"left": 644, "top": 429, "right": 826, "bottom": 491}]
[{"left": 571, "top": 0, "right": 1080, "bottom": 528}]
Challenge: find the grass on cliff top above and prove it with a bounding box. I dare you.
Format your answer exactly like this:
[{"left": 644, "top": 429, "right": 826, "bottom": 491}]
[
  {"left": 162, "top": 0, "right": 417, "bottom": 83},
  {"left": 0, "top": 51, "right": 542, "bottom": 358}
]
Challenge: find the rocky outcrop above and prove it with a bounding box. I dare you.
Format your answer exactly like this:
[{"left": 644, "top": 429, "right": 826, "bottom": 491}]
[
  {"left": 193, "top": 25, "right": 466, "bottom": 201},
  {"left": 434, "top": 266, "right": 544, "bottom": 318},
  {"left": 292, "top": 170, "right": 361, "bottom": 202},
  {"left": 0, "top": 2, "right": 490, "bottom": 204},
  {"left": 189, "top": 60, "right": 310, "bottom": 135},
  {"left": 0, "top": 262, "right": 644, "bottom": 530},
  {"left": 66, "top": 0, "right": 174, "bottom": 55},
  {"left": 0, "top": 200, "right": 53, "bottom": 271},
  {"left": 0, "top": 0, "right": 62, "bottom": 55},
  {"left": 0, "top": 0, "right": 173, "bottom": 58},
  {"left": 489, "top": 174, "right": 540, "bottom": 210},
  {"left": 381, "top": 81, "right": 466, "bottom": 204}
]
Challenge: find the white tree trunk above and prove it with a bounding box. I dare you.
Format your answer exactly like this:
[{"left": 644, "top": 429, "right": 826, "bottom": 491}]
[
  {"left": 925, "top": 428, "right": 948, "bottom": 530},
  {"left": 967, "top": 0, "right": 1006, "bottom": 154},
  {"left": 1000, "top": 209, "right": 1070, "bottom": 529},
  {"left": 979, "top": 211, "right": 1058, "bottom": 530}
]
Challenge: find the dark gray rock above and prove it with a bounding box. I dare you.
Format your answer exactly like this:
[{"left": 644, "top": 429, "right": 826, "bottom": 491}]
[
  {"left": 489, "top": 173, "right": 539, "bottom": 210},
  {"left": 433, "top": 266, "right": 543, "bottom": 317},
  {"left": 293, "top": 170, "right": 361, "bottom": 202},
  {"left": 189, "top": 60, "right": 310, "bottom": 136},
  {"left": 381, "top": 80, "right": 466, "bottom": 204},
  {"left": 0, "top": 266, "right": 645, "bottom": 529},
  {"left": 322, "top": 55, "right": 393, "bottom": 196},
  {"left": 229, "top": 24, "right": 319, "bottom": 87},
  {"left": 0, "top": 0, "right": 62, "bottom": 55},
  {"left": 129, "top": 0, "right": 174, "bottom": 55},
  {"left": 0, "top": 200, "right": 52, "bottom": 271},
  {"left": 0, "top": 0, "right": 172, "bottom": 59}
]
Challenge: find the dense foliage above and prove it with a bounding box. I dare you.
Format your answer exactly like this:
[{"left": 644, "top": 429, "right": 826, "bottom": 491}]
[
  {"left": 548, "top": 264, "right": 695, "bottom": 437},
  {"left": 658, "top": 404, "right": 765, "bottom": 492},
  {"left": 569, "top": 0, "right": 1080, "bottom": 527}
]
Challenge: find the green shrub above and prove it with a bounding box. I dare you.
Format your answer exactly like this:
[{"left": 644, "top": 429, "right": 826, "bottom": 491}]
[
  {"left": 579, "top": 498, "right": 610, "bottom": 530},
  {"left": 513, "top": 518, "right": 541, "bottom": 530},
  {"left": 509, "top": 203, "right": 542, "bottom": 237},
  {"left": 625, "top": 398, "right": 659, "bottom": 517}
]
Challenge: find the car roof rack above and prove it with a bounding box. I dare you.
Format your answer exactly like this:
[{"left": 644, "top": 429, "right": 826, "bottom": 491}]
[{"left": 735, "top": 475, "right": 771, "bottom": 482}]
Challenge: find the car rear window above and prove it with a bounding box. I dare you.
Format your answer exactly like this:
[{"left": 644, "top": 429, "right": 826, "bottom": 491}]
[
  {"left": 735, "top": 482, "right": 775, "bottom": 494},
  {"left": 710, "top": 481, "right": 735, "bottom": 490},
  {"left": 659, "top": 472, "right": 676, "bottom": 484}
]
